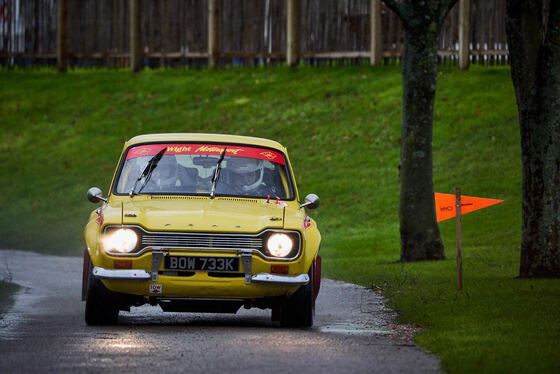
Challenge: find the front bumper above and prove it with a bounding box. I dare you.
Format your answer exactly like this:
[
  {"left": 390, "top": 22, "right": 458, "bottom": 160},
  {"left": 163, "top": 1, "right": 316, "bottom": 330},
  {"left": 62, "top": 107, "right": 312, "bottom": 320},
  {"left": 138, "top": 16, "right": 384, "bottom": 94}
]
[
  {"left": 93, "top": 266, "right": 309, "bottom": 286},
  {"left": 92, "top": 249, "right": 309, "bottom": 286},
  {"left": 93, "top": 266, "right": 151, "bottom": 280},
  {"left": 91, "top": 249, "right": 310, "bottom": 299},
  {"left": 251, "top": 273, "right": 308, "bottom": 285}
]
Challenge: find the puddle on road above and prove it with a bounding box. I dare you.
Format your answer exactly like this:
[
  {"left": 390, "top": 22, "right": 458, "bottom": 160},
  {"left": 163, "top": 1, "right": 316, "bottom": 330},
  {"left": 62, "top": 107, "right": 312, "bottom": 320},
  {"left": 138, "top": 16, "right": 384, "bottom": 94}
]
[
  {"left": 317, "top": 322, "right": 393, "bottom": 336},
  {"left": 0, "top": 289, "right": 36, "bottom": 340}
]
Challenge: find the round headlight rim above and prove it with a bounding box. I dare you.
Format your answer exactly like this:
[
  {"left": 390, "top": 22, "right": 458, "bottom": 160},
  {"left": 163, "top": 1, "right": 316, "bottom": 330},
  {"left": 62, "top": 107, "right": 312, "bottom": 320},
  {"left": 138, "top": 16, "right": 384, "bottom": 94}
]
[
  {"left": 266, "top": 232, "right": 293, "bottom": 258},
  {"left": 262, "top": 230, "right": 300, "bottom": 259},
  {"left": 102, "top": 227, "right": 141, "bottom": 255}
]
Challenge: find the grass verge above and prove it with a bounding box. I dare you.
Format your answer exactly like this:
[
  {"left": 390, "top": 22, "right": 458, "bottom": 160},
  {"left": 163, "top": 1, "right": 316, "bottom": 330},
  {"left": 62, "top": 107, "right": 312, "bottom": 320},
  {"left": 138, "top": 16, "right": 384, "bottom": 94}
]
[{"left": 0, "top": 65, "right": 558, "bottom": 373}]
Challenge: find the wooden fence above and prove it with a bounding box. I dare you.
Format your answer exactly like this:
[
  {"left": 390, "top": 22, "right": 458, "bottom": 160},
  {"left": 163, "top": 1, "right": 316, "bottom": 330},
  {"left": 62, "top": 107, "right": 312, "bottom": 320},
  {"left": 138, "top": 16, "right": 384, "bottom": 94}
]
[{"left": 0, "top": 0, "right": 508, "bottom": 68}]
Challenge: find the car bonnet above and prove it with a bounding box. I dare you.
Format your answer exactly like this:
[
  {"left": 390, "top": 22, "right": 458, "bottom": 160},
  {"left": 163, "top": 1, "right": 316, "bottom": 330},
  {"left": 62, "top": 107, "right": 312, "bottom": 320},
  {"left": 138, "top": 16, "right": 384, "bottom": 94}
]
[{"left": 121, "top": 198, "right": 286, "bottom": 233}]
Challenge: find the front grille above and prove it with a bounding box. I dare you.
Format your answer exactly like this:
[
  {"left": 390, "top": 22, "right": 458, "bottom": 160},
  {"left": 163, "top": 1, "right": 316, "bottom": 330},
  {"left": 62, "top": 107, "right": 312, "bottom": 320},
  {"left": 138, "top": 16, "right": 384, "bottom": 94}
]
[{"left": 142, "top": 233, "right": 263, "bottom": 251}]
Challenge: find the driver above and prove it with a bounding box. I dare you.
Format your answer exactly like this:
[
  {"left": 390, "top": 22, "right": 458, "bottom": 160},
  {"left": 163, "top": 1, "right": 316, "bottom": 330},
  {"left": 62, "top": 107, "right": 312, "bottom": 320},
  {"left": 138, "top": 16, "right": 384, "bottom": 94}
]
[
  {"left": 151, "top": 155, "right": 180, "bottom": 191},
  {"left": 224, "top": 157, "right": 265, "bottom": 195}
]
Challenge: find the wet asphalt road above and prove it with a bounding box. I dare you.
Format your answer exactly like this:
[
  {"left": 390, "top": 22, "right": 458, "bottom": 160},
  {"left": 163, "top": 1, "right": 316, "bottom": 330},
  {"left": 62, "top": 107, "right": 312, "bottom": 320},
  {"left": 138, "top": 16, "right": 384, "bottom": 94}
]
[{"left": 0, "top": 250, "right": 440, "bottom": 373}]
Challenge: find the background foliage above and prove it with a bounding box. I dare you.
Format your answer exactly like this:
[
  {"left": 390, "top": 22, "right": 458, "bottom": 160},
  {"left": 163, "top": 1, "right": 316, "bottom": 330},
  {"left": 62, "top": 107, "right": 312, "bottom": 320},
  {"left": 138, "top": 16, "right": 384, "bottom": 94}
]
[{"left": 0, "top": 66, "right": 558, "bottom": 373}]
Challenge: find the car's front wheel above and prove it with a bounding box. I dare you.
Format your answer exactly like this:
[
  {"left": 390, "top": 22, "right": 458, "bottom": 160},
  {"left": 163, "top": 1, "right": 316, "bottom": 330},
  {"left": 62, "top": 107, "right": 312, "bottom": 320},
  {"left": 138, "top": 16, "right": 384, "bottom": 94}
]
[
  {"left": 85, "top": 263, "right": 119, "bottom": 325},
  {"left": 280, "top": 261, "right": 315, "bottom": 327}
]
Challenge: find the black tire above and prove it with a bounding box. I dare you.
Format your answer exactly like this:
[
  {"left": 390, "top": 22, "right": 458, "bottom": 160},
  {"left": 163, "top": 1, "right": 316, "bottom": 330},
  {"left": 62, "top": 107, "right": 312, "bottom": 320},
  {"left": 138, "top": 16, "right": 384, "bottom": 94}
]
[
  {"left": 280, "top": 261, "right": 315, "bottom": 328},
  {"left": 85, "top": 263, "right": 119, "bottom": 325}
]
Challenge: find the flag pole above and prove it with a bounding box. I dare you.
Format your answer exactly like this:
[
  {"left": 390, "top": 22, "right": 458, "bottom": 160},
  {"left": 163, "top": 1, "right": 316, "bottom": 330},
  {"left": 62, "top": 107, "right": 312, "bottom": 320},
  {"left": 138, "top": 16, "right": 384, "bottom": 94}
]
[{"left": 456, "top": 188, "right": 463, "bottom": 291}]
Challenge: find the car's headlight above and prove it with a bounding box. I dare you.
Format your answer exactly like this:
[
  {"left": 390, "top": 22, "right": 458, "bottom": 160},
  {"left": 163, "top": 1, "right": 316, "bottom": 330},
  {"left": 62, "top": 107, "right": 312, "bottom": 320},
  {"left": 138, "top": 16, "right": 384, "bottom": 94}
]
[
  {"left": 266, "top": 233, "right": 294, "bottom": 258},
  {"left": 102, "top": 228, "right": 138, "bottom": 254}
]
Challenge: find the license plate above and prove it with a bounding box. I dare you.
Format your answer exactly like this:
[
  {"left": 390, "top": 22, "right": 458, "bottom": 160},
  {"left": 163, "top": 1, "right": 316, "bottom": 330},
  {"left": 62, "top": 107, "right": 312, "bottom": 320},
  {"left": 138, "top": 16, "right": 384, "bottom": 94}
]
[{"left": 164, "top": 255, "right": 239, "bottom": 272}]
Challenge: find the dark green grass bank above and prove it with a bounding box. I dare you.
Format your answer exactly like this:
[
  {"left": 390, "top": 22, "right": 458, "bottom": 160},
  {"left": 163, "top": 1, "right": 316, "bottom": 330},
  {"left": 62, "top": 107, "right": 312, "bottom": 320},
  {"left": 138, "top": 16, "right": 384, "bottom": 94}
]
[{"left": 0, "top": 66, "right": 558, "bottom": 373}]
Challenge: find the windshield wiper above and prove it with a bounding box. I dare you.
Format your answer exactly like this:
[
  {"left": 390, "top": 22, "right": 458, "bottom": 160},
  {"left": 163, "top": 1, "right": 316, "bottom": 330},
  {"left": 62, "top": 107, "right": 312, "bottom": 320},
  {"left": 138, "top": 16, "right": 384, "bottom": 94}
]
[
  {"left": 129, "top": 147, "right": 167, "bottom": 197},
  {"left": 210, "top": 147, "right": 227, "bottom": 199}
]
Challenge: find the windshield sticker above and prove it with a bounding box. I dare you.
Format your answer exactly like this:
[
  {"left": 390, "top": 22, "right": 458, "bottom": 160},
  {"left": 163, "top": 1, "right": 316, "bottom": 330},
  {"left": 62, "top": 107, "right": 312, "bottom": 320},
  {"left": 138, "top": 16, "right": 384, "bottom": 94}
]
[{"left": 126, "top": 143, "right": 285, "bottom": 165}]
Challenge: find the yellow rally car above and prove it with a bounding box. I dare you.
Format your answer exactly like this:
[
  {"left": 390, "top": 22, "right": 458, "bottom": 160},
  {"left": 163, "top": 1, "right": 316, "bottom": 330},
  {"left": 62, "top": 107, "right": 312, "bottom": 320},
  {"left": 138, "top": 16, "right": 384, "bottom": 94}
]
[{"left": 82, "top": 133, "right": 321, "bottom": 327}]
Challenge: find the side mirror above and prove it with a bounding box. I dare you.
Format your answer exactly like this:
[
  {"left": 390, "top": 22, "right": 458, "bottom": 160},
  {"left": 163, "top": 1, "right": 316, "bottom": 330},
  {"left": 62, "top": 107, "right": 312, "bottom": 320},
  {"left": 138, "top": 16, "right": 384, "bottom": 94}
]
[
  {"left": 87, "top": 187, "right": 107, "bottom": 203},
  {"left": 300, "top": 193, "right": 320, "bottom": 209}
]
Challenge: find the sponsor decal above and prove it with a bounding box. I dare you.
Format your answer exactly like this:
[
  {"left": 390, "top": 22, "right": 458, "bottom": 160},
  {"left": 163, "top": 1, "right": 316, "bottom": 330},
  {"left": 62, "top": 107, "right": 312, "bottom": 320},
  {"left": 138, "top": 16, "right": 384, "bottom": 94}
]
[
  {"left": 260, "top": 151, "right": 277, "bottom": 161},
  {"left": 303, "top": 215, "right": 312, "bottom": 230},
  {"left": 131, "top": 147, "right": 151, "bottom": 157},
  {"left": 126, "top": 143, "right": 285, "bottom": 165},
  {"left": 95, "top": 208, "right": 103, "bottom": 225},
  {"left": 149, "top": 284, "right": 162, "bottom": 294}
]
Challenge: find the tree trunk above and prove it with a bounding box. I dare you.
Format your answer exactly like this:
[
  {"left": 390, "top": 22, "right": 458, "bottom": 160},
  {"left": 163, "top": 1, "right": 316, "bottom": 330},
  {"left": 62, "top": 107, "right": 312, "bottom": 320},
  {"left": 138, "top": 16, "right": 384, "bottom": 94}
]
[
  {"left": 399, "top": 23, "right": 445, "bottom": 261},
  {"left": 381, "top": 0, "right": 457, "bottom": 262},
  {"left": 506, "top": 0, "right": 560, "bottom": 277}
]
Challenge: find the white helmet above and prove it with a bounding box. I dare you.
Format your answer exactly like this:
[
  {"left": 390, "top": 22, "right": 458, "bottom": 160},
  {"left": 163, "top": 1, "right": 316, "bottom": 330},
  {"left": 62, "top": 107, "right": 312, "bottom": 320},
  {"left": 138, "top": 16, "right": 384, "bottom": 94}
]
[
  {"left": 154, "top": 155, "right": 178, "bottom": 189},
  {"left": 228, "top": 157, "right": 264, "bottom": 192}
]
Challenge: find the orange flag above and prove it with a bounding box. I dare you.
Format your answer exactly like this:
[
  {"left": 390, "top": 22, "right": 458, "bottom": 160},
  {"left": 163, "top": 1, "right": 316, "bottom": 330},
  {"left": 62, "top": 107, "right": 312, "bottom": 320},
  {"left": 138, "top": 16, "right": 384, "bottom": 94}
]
[{"left": 435, "top": 193, "right": 504, "bottom": 222}]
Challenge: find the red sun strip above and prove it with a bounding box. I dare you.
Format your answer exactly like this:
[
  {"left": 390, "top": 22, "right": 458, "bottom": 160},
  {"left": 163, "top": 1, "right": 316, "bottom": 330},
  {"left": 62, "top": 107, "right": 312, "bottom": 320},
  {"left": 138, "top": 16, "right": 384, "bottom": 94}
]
[{"left": 126, "top": 143, "right": 285, "bottom": 165}]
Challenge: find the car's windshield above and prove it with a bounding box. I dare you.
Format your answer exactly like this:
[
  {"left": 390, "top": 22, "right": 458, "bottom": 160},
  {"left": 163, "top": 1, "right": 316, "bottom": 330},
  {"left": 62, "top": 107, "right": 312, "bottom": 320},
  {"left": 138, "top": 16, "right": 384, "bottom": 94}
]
[{"left": 115, "top": 143, "right": 293, "bottom": 199}]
